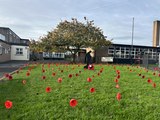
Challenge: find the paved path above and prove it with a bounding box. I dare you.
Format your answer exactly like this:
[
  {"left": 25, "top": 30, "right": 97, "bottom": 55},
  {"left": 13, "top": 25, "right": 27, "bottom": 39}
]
[
  {"left": 0, "top": 61, "right": 29, "bottom": 79},
  {"left": 0, "top": 60, "right": 70, "bottom": 80}
]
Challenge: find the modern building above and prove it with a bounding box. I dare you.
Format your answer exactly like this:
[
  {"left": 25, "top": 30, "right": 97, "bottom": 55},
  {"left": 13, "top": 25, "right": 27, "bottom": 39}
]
[
  {"left": 153, "top": 20, "right": 160, "bottom": 47},
  {"left": 95, "top": 44, "right": 160, "bottom": 64},
  {"left": 0, "top": 40, "right": 11, "bottom": 62},
  {"left": 0, "top": 27, "right": 30, "bottom": 63}
]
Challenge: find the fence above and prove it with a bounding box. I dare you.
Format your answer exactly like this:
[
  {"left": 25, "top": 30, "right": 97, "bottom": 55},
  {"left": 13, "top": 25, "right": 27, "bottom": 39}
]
[{"left": 141, "top": 52, "right": 160, "bottom": 71}]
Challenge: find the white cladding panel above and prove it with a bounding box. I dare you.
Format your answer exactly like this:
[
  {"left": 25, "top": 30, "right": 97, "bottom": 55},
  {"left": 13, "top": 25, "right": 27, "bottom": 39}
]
[{"left": 11, "top": 45, "right": 29, "bottom": 60}]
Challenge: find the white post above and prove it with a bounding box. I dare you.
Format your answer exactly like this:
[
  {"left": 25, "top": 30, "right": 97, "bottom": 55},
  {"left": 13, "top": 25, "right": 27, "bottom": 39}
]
[{"left": 159, "top": 53, "right": 160, "bottom": 68}]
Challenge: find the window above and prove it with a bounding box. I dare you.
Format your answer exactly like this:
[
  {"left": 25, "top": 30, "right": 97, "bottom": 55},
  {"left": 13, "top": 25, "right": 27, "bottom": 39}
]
[
  {"left": 0, "top": 34, "right": 5, "bottom": 41},
  {"left": 108, "top": 48, "right": 114, "bottom": 55},
  {"left": 153, "top": 49, "right": 156, "bottom": 52},
  {"left": 4, "top": 48, "right": 7, "bottom": 54},
  {"left": 116, "top": 47, "right": 120, "bottom": 50},
  {"left": 0, "top": 46, "right": 2, "bottom": 55},
  {"left": 126, "top": 54, "right": 130, "bottom": 58},
  {"left": 16, "top": 48, "right": 23, "bottom": 55}
]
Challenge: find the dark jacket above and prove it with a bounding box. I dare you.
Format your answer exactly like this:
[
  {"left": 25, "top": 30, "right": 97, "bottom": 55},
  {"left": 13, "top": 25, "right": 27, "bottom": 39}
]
[{"left": 85, "top": 51, "right": 92, "bottom": 64}]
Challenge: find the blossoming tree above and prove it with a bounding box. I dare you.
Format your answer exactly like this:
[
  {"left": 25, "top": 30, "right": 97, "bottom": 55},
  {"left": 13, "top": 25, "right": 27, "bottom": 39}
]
[{"left": 40, "top": 17, "right": 112, "bottom": 63}]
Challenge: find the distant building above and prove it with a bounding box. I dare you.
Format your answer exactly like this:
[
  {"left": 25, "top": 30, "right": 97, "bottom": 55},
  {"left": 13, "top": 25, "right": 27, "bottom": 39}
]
[
  {"left": 0, "top": 27, "right": 30, "bottom": 62},
  {"left": 95, "top": 44, "right": 160, "bottom": 64},
  {"left": 0, "top": 40, "right": 11, "bottom": 62},
  {"left": 153, "top": 20, "right": 160, "bottom": 47}
]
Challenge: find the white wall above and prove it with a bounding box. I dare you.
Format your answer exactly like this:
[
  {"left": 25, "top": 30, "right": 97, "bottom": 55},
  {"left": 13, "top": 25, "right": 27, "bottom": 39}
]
[{"left": 11, "top": 45, "right": 30, "bottom": 60}]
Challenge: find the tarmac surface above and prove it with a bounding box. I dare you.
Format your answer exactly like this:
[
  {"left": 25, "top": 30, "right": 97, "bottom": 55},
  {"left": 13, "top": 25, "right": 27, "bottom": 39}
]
[
  {"left": 0, "top": 60, "right": 70, "bottom": 79},
  {"left": 0, "top": 61, "right": 29, "bottom": 79}
]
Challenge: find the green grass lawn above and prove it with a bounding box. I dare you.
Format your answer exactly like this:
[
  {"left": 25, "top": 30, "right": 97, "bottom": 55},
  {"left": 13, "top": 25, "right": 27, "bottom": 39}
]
[{"left": 0, "top": 63, "right": 160, "bottom": 120}]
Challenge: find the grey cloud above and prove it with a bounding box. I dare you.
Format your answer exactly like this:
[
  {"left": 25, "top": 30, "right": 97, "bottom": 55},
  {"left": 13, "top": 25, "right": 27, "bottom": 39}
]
[{"left": 0, "top": 0, "right": 160, "bottom": 46}]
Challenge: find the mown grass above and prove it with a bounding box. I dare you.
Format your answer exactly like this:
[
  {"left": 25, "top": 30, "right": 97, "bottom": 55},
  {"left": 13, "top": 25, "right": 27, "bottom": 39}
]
[{"left": 0, "top": 63, "right": 160, "bottom": 120}]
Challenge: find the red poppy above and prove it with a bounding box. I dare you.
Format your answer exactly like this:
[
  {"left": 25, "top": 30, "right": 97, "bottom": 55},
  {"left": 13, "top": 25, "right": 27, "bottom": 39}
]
[
  {"left": 8, "top": 75, "right": 13, "bottom": 80},
  {"left": 46, "top": 87, "right": 51, "bottom": 93},
  {"left": 22, "top": 80, "right": 26, "bottom": 85},
  {"left": 130, "top": 70, "right": 132, "bottom": 72},
  {"left": 147, "top": 79, "right": 152, "bottom": 83},
  {"left": 115, "top": 84, "right": 120, "bottom": 89},
  {"left": 116, "top": 92, "right": 121, "bottom": 101},
  {"left": 70, "top": 99, "right": 77, "bottom": 107},
  {"left": 116, "top": 70, "right": 120, "bottom": 74},
  {"left": 68, "top": 74, "right": 72, "bottom": 78},
  {"left": 117, "top": 75, "right": 120, "bottom": 79},
  {"left": 48, "top": 64, "right": 50, "bottom": 68},
  {"left": 100, "top": 70, "right": 103, "bottom": 73},
  {"left": 52, "top": 72, "right": 56, "bottom": 76},
  {"left": 142, "top": 75, "right": 145, "bottom": 79},
  {"left": 153, "top": 83, "right": 156, "bottom": 88},
  {"left": 5, "top": 100, "right": 12, "bottom": 109},
  {"left": 97, "top": 73, "right": 100, "bottom": 76},
  {"left": 75, "top": 73, "right": 79, "bottom": 76},
  {"left": 4, "top": 73, "right": 9, "bottom": 78},
  {"left": 90, "top": 87, "right": 95, "bottom": 93},
  {"left": 114, "top": 79, "right": 118, "bottom": 83},
  {"left": 26, "top": 72, "right": 30, "bottom": 76},
  {"left": 159, "top": 74, "right": 160, "bottom": 77},
  {"left": 87, "top": 77, "right": 92, "bottom": 82},
  {"left": 58, "top": 78, "right": 62, "bottom": 83},
  {"left": 88, "top": 64, "right": 94, "bottom": 70},
  {"left": 42, "top": 76, "right": 46, "bottom": 80},
  {"left": 42, "top": 69, "right": 45, "bottom": 73},
  {"left": 154, "top": 67, "right": 158, "bottom": 71}
]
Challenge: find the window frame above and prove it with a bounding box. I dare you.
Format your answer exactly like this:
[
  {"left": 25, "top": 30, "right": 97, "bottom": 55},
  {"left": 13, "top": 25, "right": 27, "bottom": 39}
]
[{"left": 16, "top": 48, "right": 23, "bottom": 55}]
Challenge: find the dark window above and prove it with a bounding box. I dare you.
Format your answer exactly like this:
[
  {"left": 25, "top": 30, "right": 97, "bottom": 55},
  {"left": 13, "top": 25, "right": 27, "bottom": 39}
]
[{"left": 16, "top": 48, "right": 23, "bottom": 55}]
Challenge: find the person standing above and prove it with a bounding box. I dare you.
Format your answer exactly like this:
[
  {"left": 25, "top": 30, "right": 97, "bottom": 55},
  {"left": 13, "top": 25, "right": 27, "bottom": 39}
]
[{"left": 84, "top": 51, "right": 92, "bottom": 68}]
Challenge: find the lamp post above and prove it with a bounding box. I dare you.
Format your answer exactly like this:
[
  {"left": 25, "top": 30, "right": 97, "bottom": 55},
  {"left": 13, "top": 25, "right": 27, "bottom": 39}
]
[
  {"left": 131, "top": 17, "right": 134, "bottom": 64},
  {"left": 158, "top": 46, "right": 160, "bottom": 68}
]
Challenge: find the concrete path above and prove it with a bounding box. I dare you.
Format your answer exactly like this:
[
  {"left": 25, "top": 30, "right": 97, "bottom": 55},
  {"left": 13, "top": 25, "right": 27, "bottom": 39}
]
[
  {"left": 0, "top": 60, "right": 70, "bottom": 80},
  {"left": 0, "top": 61, "right": 29, "bottom": 79}
]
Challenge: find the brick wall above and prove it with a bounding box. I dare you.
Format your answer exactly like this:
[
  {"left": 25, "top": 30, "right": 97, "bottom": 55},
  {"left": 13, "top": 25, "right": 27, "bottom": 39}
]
[{"left": 0, "top": 40, "right": 11, "bottom": 62}]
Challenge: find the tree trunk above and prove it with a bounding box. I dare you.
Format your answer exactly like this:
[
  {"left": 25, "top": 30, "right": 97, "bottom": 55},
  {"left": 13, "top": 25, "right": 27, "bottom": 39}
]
[{"left": 72, "top": 53, "right": 76, "bottom": 63}]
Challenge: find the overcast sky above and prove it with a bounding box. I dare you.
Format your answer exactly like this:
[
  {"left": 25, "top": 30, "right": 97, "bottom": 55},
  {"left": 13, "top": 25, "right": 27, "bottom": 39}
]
[{"left": 0, "top": 0, "right": 160, "bottom": 46}]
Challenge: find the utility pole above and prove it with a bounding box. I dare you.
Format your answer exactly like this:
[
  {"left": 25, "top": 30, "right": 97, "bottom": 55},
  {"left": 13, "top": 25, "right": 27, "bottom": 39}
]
[
  {"left": 131, "top": 17, "right": 134, "bottom": 64},
  {"left": 159, "top": 53, "right": 160, "bottom": 68}
]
